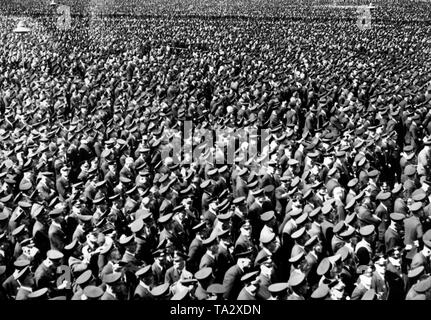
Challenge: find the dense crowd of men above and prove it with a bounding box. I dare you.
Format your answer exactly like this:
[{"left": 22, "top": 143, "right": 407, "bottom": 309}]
[{"left": 0, "top": 0, "right": 431, "bottom": 301}]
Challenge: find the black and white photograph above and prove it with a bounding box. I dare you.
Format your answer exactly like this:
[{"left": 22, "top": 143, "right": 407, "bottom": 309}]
[{"left": 0, "top": 0, "right": 431, "bottom": 308}]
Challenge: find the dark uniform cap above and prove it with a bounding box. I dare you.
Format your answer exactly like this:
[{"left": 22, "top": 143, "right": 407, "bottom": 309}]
[
  {"left": 180, "top": 278, "right": 198, "bottom": 286},
  {"left": 125, "top": 186, "right": 137, "bottom": 195},
  {"left": 202, "top": 233, "right": 218, "bottom": 246},
  {"left": 289, "top": 252, "right": 305, "bottom": 263},
  {"left": 159, "top": 174, "right": 169, "bottom": 184},
  {"left": 77, "top": 214, "right": 93, "bottom": 223},
  {"left": 288, "top": 270, "right": 306, "bottom": 287},
  {"left": 217, "top": 228, "right": 230, "bottom": 239},
  {"left": 328, "top": 253, "right": 342, "bottom": 265},
  {"left": 28, "top": 288, "right": 49, "bottom": 299},
  {"left": 392, "top": 183, "right": 403, "bottom": 194},
  {"left": 93, "top": 195, "right": 105, "bottom": 204},
  {"left": 317, "top": 258, "right": 331, "bottom": 276},
  {"left": 309, "top": 207, "right": 321, "bottom": 218},
  {"left": 345, "top": 213, "right": 357, "bottom": 226},
  {"left": 339, "top": 226, "right": 355, "bottom": 238},
  {"left": 247, "top": 180, "right": 258, "bottom": 189},
  {"left": 359, "top": 225, "right": 375, "bottom": 237},
  {"left": 14, "top": 259, "right": 30, "bottom": 269},
  {"left": 99, "top": 239, "right": 113, "bottom": 254},
  {"left": 31, "top": 203, "right": 44, "bottom": 219},
  {"left": 295, "top": 212, "right": 308, "bottom": 226},
  {"left": 233, "top": 196, "right": 246, "bottom": 205},
  {"left": 96, "top": 180, "right": 106, "bottom": 188},
  {"left": 49, "top": 207, "right": 64, "bottom": 217},
  {"left": 321, "top": 205, "right": 332, "bottom": 215},
  {"left": 135, "top": 265, "right": 152, "bottom": 277},
  {"left": 0, "top": 194, "right": 13, "bottom": 203},
  {"left": 141, "top": 209, "right": 153, "bottom": 221},
  {"left": 336, "top": 246, "right": 350, "bottom": 261},
  {"left": 200, "top": 180, "right": 211, "bottom": 189},
  {"left": 217, "top": 199, "right": 230, "bottom": 211},
  {"left": 64, "top": 239, "right": 78, "bottom": 251},
  {"left": 260, "top": 229, "right": 276, "bottom": 244},
  {"left": 158, "top": 213, "right": 173, "bottom": 224},
  {"left": 207, "top": 283, "right": 226, "bottom": 294},
  {"left": 11, "top": 225, "right": 26, "bottom": 237},
  {"left": 291, "top": 176, "right": 301, "bottom": 188},
  {"left": 47, "top": 250, "right": 64, "bottom": 260},
  {"left": 347, "top": 178, "right": 359, "bottom": 188},
  {"left": 180, "top": 185, "right": 193, "bottom": 195},
  {"left": 151, "top": 283, "right": 170, "bottom": 297},
  {"left": 219, "top": 165, "right": 228, "bottom": 174},
  {"left": 19, "top": 181, "right": 32, "bottom": 191},
  {"left": 376, "top": 192, "right": 391, "bottom": 201},
  {"left": 235, "top": 248, "right": 253, "bottom": 259},
  {"left": 423, "top": 230, "right": 431, "bottom": 248},
  {"left": 241, "top": 271, "right": 259, "bottom": 283},
  {"left": 255, "top": 251, "right": 272, "bottom": 266},
  {"left": 291, "top": 226, "right": 306, "bottom": 240},
  {"left": 207, "top": 168, "right": 218, "bottom": 177},
  {"left": 194, "top": 267, "right": 213, "bottom": 281},
  {"left": 238, "top": 168, "right": 248, "bottom": 177},
  {"left": 171, "top": 288, "right": 189, "bottom": 300},
  {"left": 280, "top": 175, "right": 290, "bottom": 182},
  {"left": 264, "top": 185, "right": 275, "bottom": 193},
  {"left": 409, "top": 202, "right": 423, "bottom": 212},
  {"left": 304, "top": 235, "right": 319, "bottom": 248},
  {"left": 16, "top": 266, "right": 30, "bottom": 280},
  {"left": 129, "top": 218, "right": 144, "bottom": 233},
  {"left": 288, "top": 208, "right": 303, "bottom": 218},
  {"left": 251, "top": 189, "right": 264, "bottom": 197},
  {"left": 119, "top": 176, "right": 131, "bottom": 184},
  {"left": 404, "top": 145, "right": 414, "bottom": 152},
  {"left": 414, "top": 278, "right": 431, "bottom": 294},
  {"left": 103, "top": 272, "right": 122, "bottom": 284},
  {"left": 192, "top": 221, "right": 206, "bottom": 232},
  {"left": 311, "top": 284, "right": 330, "bottom": 299},
  {"left": 76, "top": 270, "right": 92, "bottom": 285},
  {"left": 18, "top": 201, "right": 32, "bottom": 208},
  {"left": 404, "top": 165, "right": 416, "bottom": 176},
  {"left": 261, "top": 211, "right": 275, "bottom": 222},
  {"left": 362, "top": 289, "right": 376, "bottom": 300},
  {"left": 119, "top": 234, "right": 134, "bottom": 245},
  {"left": 0, "top": 209, "right": 10, "bottom": 221},
  {"left": 390, "top": 213, "right": 405, "bottom": 222},
  {"left": 173, "top": 250, "right": 189, "bottom": 261},
  {"left": 152, "top": 249, "right": 165, "bottom": 258},
  {"left": 412, "top": 189, "right": 427, "bottom": 201},
  {"left": 84, "top": 285, "right": 104, "bottom": 299},
  {"left": 49, "top": 296, "right": 67, "bottom": 300},
  {"left": 327, "top": 167, "right": 338, "bottom": 177},
  {"left": 333, "top": 221, "right": 347, "bottom": 234},
  {"left": 368, "top": 169, "right": 379, "bottom": 178},
  {"left": 268, "top": 282, "right": 289, "bottom": 295},
  {"left": 218, "top": 211, "right": 232, "bottom": 221},
  {"left": 345, "top": 198, "right": 356, "bottom": 210}
]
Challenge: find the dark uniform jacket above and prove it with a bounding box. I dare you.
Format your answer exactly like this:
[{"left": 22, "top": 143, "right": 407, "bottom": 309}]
[{"left": 223, "top": 264, "right": 244, "bottom": 300}]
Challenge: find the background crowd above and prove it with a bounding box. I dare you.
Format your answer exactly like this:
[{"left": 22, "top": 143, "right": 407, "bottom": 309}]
[{"left": 0, "top": 0, "right": 431, "bottom": 300}]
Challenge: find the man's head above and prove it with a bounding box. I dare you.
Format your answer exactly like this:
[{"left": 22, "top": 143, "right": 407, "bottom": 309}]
[
  {"left": 173, "top": 250, "right": 187, "bottom": 270},
  {"left": 240, "top": 220, "right": 252, "bottom": 238}
]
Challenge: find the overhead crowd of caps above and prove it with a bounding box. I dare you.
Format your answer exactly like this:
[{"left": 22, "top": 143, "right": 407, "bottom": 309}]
[{"left": 1, "top": 0, "right": 431, "bottom": 301}]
